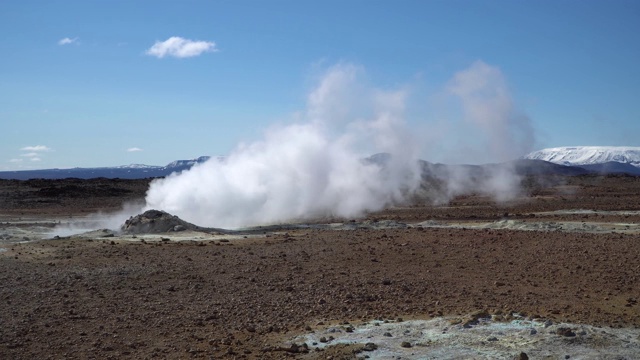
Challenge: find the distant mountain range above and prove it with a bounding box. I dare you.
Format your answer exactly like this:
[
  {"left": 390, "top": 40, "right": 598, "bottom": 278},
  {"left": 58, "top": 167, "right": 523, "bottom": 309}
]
[
  {"left": 2, "top": 147, "right": 640, "bottom": 180},
  {"left": 418, "top": 159, "right": 592, "bottom": 178},
  {"left": 0, "top": 156, "right": 213, "bottom": 180},
  {"left": 524, "top": 146, "right": 640, "bottom": 175}
]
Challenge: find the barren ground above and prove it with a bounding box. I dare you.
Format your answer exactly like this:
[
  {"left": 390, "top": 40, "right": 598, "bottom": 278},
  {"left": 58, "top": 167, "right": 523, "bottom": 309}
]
[{"left": 1, "top": 175, "right": 640, "bottom": 359}]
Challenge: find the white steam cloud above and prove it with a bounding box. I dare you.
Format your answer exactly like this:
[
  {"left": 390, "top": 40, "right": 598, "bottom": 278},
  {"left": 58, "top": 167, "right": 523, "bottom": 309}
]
[
  {"left": 51, "top": 202, "right": 145, "bottom": 237},
  {"left": 447, "top": 60, "right": 534, "bottom": 162},
  {"left": 138, "top": 60, "right": 536, "bottom": 230},
  {"left": 429, "top": 60, "right": 535, "bottom": 202},
  {"left": 145, "top": 64, "right": 422, "bottom": 228}
]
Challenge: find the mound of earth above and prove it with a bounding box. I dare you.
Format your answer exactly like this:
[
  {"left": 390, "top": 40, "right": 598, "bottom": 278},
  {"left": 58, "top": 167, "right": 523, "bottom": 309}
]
[{"left": 121, "top": 209, "right": 202, "bottom": 234}]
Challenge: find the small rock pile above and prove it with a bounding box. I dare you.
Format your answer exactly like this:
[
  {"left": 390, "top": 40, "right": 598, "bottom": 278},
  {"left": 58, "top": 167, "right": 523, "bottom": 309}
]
[{"left": 121, "top": 209, "right": 198, "bottom": 234}]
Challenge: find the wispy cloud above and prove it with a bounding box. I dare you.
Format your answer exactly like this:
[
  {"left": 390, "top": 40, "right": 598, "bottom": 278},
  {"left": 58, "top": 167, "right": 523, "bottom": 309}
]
[
  {"left": 17, "top": 146, "right": 52, "bottom": 164},
  {"left": 146, "top": 36, "right": 217, "bottom": 58},
  {"left": 21, "top": 145, "right": 52, "bottom": 152},
  {"left": 127, "top": 147, "right": 143, "bottom": 152},
  {"left": 58, "top": 37, "right": 78, "bottom": 45}
]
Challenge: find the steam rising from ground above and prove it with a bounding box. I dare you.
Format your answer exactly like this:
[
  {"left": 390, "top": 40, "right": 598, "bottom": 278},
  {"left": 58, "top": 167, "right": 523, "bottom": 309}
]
[
  {"left": 50, "top": 202, "right": 145, "bottom": 237},
  {"left": 145, "top": 65, "right": 422, "bottom": 228},
  {"left": 144, "top": 61, "right": 534, "bottom": 229},
  {"left": 447, "top": 60, "right": 534, "bottom": 163}
]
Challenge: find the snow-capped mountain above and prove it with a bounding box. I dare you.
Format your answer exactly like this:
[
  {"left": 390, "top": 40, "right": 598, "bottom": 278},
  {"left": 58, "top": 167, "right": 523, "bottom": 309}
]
[
  {"left": 113, "top": 164, "right": 161, "bottom": 169},
  {"left": 524, "top": 146, "right": 640, "bottom": 168}
]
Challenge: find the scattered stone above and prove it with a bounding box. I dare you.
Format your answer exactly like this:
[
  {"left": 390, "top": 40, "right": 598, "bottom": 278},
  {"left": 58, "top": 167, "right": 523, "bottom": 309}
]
[
  {"left": 286, "top": 343, "right": 301, "bottom": 353},
  {"left": 556, "top": 327, "right": 576, "bottom": 337},
  {"left": 345, "top": 326, "right": 354, "bottom": 333},
  {"left": 362, "top": 342, "right": 378, "bottom": 351},
  {"left": 462, "top": 311, "right": 491, "bottom": 328},
  {"left": 518, "top": 352, "right": 529, "bottom": 360},
  {"left": 400, "top": 341, "right": 412, "bottom": 348}
]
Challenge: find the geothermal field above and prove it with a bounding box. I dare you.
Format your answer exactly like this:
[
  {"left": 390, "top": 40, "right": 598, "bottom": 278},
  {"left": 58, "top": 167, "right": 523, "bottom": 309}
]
[{"left": 1, "top": 173, "right": 640, "bottom": 359}]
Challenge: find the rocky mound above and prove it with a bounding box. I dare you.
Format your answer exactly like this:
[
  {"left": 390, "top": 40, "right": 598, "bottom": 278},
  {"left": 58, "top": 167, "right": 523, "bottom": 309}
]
[{"left": 121, "top": 209, "right": 202, "bottom": 234}]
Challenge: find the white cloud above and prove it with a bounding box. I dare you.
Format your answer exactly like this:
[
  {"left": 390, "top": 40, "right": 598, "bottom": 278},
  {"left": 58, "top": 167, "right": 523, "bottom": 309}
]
[
  {"left": 17, "top": 146, "right": 52, "bottom": 164},
  {"left": 146, "top": 36, "right": 217, "bottom": 58},
  {"left": 21, "top": 145, "right": 52, "bottom": 152},
  {"left": 58, "top": 37, "right": 78, "bottom": 45},
  {"left": 127, "top": 147, "right": 143, "bottom": 152}
]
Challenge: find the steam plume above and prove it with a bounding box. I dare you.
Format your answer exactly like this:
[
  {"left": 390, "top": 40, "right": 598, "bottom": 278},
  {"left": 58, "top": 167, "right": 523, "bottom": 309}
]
[
  {"left": 145, "top": 64, "right": 422, "bottom": 228},
  {"left": 447, "top": 60, "right": 534, "bottom": 163},
  {"left": 144, "top": 61, "right": 535, "bottom": 229},
  {"left": 432, "top": 61, "right": 535, "bottom": 202}
]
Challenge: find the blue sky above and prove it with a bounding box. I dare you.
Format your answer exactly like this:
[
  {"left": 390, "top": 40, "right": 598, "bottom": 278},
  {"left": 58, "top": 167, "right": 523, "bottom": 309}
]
[{"left": 1, "top": 0, "right": 639, "bottom": 170}]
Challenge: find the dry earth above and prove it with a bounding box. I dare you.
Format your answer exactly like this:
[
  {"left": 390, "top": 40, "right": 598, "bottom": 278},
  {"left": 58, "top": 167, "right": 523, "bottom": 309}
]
[{"left": 1, "top": 175, "right": 640, "bottom": 359}]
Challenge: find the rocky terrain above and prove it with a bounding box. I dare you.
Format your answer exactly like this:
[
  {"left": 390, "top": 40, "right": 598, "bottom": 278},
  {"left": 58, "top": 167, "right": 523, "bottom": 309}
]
[{"left": 1, "top": 174, "right": 640, "bottom": 359}]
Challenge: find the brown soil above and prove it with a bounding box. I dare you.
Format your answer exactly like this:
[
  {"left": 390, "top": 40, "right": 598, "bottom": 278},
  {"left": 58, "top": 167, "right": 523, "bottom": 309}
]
[
  {"left": 0, "top": 178, "right": 150, "bottom": 216},
  {"left": 1, "top": 174, "right": 640, "bottom": 359}
]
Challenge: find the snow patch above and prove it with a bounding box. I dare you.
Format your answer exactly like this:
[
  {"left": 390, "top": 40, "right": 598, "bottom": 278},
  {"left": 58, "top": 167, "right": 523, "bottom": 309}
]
[{"left": 525, "top": 146, "right": 640, "bottom": 167}]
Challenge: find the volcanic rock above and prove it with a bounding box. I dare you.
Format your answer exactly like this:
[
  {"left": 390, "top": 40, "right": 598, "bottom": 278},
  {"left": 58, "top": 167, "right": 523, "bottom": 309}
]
[{"left": 121, "top": 210, "right": 202, "bottom": 234}]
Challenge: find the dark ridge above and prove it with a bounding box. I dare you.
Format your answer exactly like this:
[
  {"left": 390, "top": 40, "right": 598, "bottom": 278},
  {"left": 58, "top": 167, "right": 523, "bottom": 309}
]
[{"left": 577, "top": 161, "right": 640, "bottom": 176}]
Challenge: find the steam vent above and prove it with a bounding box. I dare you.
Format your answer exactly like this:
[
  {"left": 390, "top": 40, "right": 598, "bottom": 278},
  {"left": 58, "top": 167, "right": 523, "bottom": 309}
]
[{"left": 121, "top": 209, "right": 198, "bottom": 234}]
